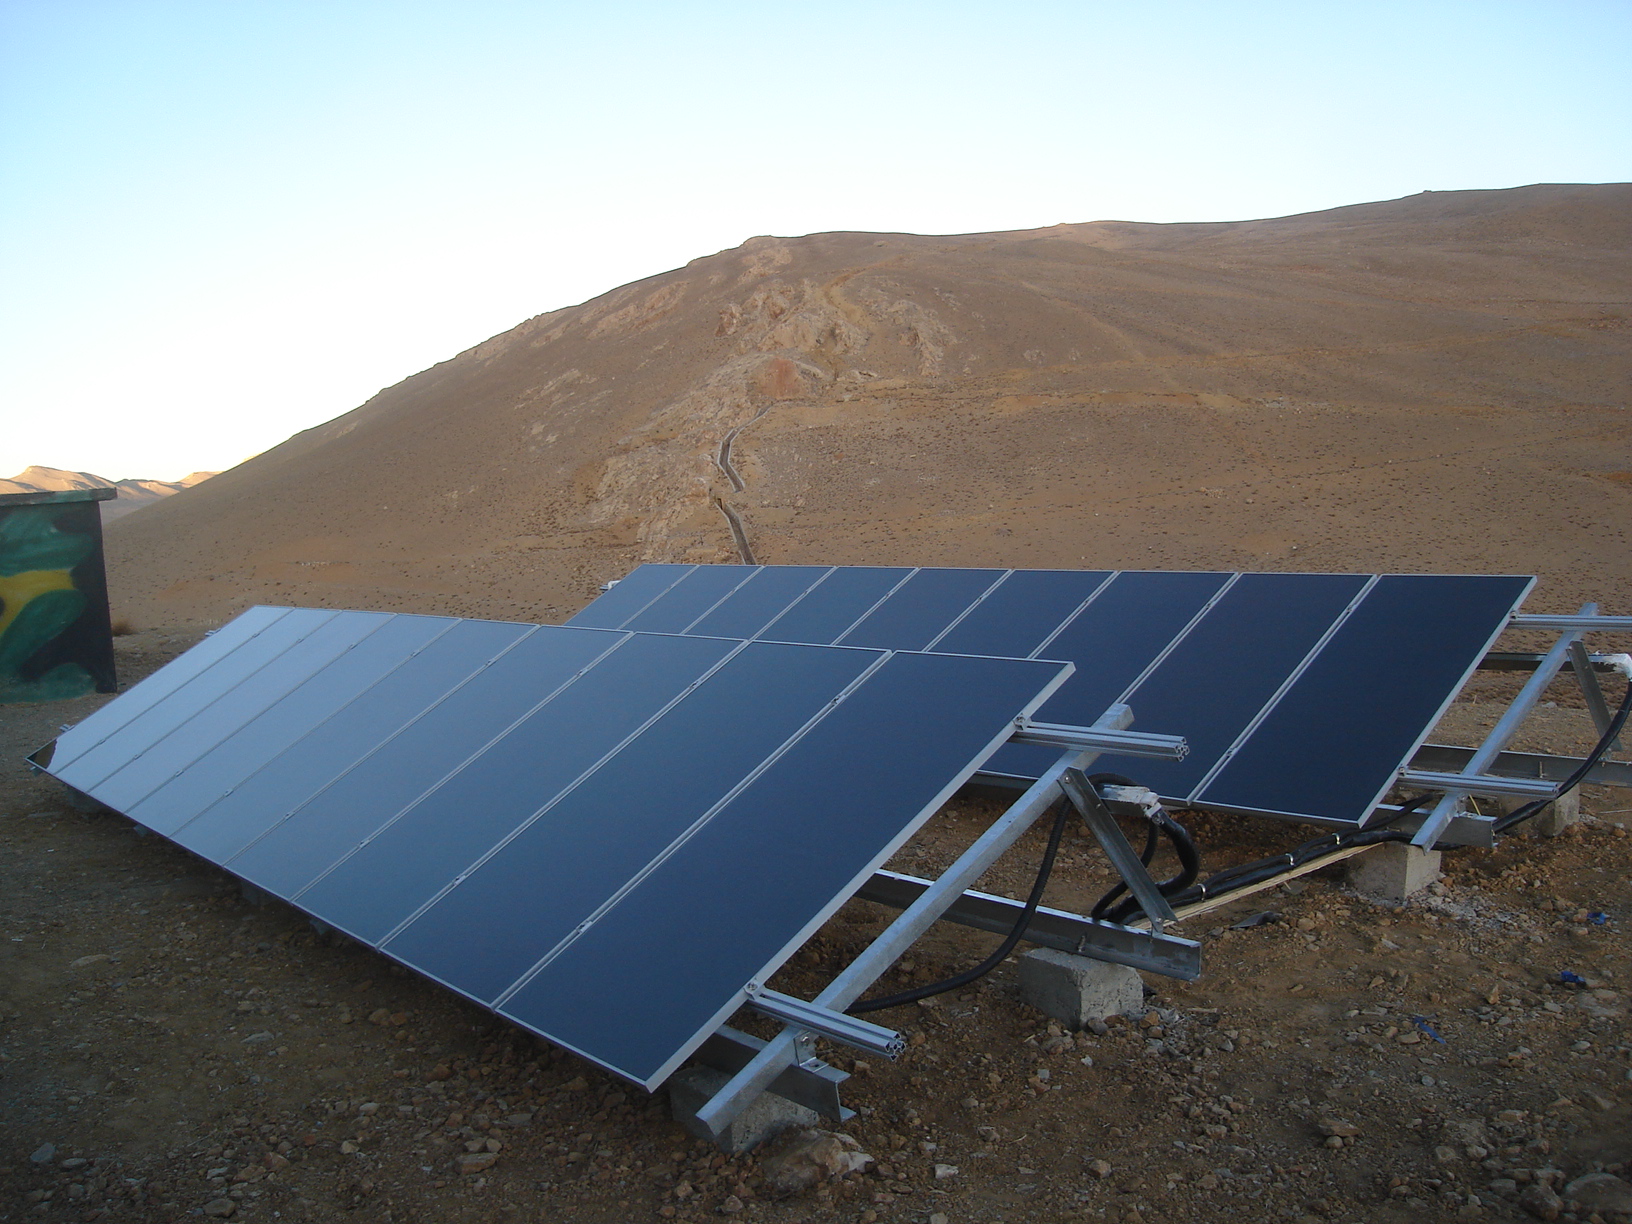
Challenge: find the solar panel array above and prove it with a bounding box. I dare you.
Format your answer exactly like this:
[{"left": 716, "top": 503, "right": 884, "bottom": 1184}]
[
  {"left": 41, "top": 606, "right": 1071, "bottom": 1087},
  {"left": 568, "top": 565, "right": 1535, "bottom": 827}
]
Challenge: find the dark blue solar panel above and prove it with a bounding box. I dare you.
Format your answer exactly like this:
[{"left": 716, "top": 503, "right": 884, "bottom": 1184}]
[
  {"left": 563, "top": 564, "right": 693, "bottom": 629},
  {"left": 1092, "top": 573, "right": 1369, "bottom": 798},
  {"left": 930, "top": 569, "right": 1113, "bottom": 658},
  {"left": 127, "top": 614, "right": 456, "bottom": 832},
  {"left": 178, "top": 618, "right": 535, "bottom": 862},
  {"left": 836, "top": 568, "right": 1005, "bottom": 651},
  {"left": 757, "top": 567, "right": 911, "bottom": 644},
  {"left": 688, "top": 566, "right": 831, "bottom": 638},
  {"left": 54, "top": 609, "right": 345, "bottom": 798},
  {"left": 1196, "top": 574, "right": 1533, "bottom": 823},
  {"left": 619, "top": 566, "right": 758, "bottom": 634},
  {"left": 223, "top": 625, "right": 630, "bottom": 898},
  {"left": 302, "top": 633, "right": 750, "bottom": 943},
  {"left": 46, "top": 605, "right": 293, "bottom": 772},
  {"left": 380, "top": 640, "right": 886, "bottom": 999},
  {"left": 988, "top": 570, "right": 1231, "bottom": 779},
  {"left": 495, "top": 650, "right": 1071, "bottom": 1087}
]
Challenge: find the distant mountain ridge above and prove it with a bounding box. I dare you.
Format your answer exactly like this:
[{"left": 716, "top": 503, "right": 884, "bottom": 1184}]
[
  {"left": 1, "top": 466, "right": 215, "bottom": 521},
  {"left": 98, "top": 183, "right": 1631, "bottom": 627}
]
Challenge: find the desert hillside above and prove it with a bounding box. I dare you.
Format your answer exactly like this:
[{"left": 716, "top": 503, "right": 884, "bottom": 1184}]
[
  {"left": 104, "top": 183, "right": 1632, "bottom": 627},
  {"left": 2, "top": 466, "right": 215, "bottom": 522}
]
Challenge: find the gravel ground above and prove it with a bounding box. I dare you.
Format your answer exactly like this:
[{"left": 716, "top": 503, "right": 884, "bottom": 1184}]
[{"left": 2, "top": 631, "right": 1628, "bottom": 1224}]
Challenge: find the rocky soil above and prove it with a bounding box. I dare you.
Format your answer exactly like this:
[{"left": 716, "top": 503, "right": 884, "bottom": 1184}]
[{"left": 2, "top": 632, "right": 1628, "bottom": 1224}]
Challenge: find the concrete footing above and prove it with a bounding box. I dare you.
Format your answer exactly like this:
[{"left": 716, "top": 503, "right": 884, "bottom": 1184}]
[
  {"left": 1529, "top": 789, "right": 1581, "bottom": 837},
  {"left": 668, "top": 1065, "right": 817, "bottom": 1154},
  {"left": 1018, "top": 948, "right": 1143, "bottom": 1028},
  {"left": 1349, "top": 841, "right": 1441, "bottom": 904}
]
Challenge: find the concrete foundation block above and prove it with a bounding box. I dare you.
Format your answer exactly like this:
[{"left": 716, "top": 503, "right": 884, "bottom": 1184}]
[
  {"left": 1018, "top": 948, "right": 1143, "bottom": 1029},
  {"left": 1349, "top": 841, "right": 1441, "bottom": 904},
  {"left": 667, "top": 1065, "right": 818, "bottom": 1154},
  {"left": 1530, "top": 789, "right": 1581, "bottom": 837}
]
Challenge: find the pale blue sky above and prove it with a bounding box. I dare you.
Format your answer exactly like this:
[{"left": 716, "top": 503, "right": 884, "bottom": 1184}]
[{"left": 2, "top": 0, "right": 1627, "bottom": 480}]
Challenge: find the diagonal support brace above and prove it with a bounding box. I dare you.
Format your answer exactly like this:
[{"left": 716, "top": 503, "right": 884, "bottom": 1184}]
[{"left": 1059, "top": 768, "right": 1177, "bottom": 933}]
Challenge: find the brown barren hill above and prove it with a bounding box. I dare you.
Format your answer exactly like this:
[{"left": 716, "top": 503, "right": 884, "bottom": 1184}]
[{"left": 105, "top": 183, "right": 1632, "bottom": 627}]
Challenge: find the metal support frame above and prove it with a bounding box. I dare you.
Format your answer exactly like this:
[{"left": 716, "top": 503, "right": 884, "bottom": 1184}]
[
  {"left": 1407, "top": 604, "right": 1596, "bottom": 847},
  {"left": 1058, "top": 768, "right": 1178, "bottom": 933},
  {"left": 689, "top": 703, "right": 1185, "bottom": 1140},
  {"left": 857, "top": 869, "right": 1201, "bottom": 979}
]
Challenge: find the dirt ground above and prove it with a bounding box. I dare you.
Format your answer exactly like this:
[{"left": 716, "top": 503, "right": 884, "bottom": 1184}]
[{"left": 2, "top": 630, "right": 1628, "bottom": 1224}]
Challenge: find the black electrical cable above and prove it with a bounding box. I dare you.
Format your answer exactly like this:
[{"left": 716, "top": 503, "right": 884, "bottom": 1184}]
[
  {"left": 1494, "top": 672, "right": 1632, "bottom": 833},
  {"left": 848, "top": 797, "right": 1074, "bottom": 1014},
  {"left": 1144, "top": 792, "right": 1439, "bottom": 914}
]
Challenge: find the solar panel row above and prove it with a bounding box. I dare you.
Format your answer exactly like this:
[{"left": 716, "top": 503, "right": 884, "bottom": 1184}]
[
  {"left": 43, "top": 607, "right": 1072, "bottom": 1088},
  {"left": 568, "top": 565, "right": 1535, "bottom": 826}
]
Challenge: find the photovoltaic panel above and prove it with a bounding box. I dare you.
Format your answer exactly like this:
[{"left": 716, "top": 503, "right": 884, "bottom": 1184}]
[
  {"left": 568, "top": 564, "right": 1535, "bottom": 827},
  {"left": 39, "top": 607, "right": 1071, "bottom": 1089}
]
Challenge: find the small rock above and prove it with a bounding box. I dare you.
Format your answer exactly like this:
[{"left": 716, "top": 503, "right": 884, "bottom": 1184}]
[
  {"left": 28, "top": 1143, "right": 55, "bottom": 1164},
  {"left": 930, "top": 1215, "right": 950, "bottom": 1224},
  {"left": 1089, "top": 1159, "right": 1113, "bottom": 1178},
  {"left": 203, "top": 1199, "right": 236, "bottom": 1219},
  {"left": 1318, "top": 1117, "right": 1361, "bottom": 1138},
  {"left": 760, "top": 1129, "right": 872, "bottom": 1194},
  {"left": 563, "top": 1076, "right": 588, "bottom": 1092},
  {"left": 673, "top": 1181, "right": 694, "bottom": 1200},
  {"left": 425, "top": 1064, "right": 452, "bottom": 1081},
  {"left": 58, "top": 1156, "right": 88, "bottom": 1170},
  {"left": 70, "top": 954, "right": 109, "bottom": 968},
  {"left": 240, "top": 1031, "right": 273, "bottom": 1045},
  {"left": 934, "top": 1163, "right": 959, "bottom": 1180},
  {"left": 1518, "top": 1181, "right": 1563, "bottom": 1221},
  {"left": 454, "top": 1152, "right": 498, "bottom": 1175},
  {"left": 368, "top": 1008, "right": 392, "bottom": 1025},
  {"left": 356, "top": 1102, "right": 380, "bottom": 1115},
  {"left": 1563, "top": 1173, "right": 1632, "bottom": 1215},
  {"left": 720, "top": 1194, "right": 744, "bottom": 1214}
]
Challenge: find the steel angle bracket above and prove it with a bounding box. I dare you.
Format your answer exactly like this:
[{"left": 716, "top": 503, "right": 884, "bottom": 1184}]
[
  {"left": 692, "top": 1027, "right": 855, "bottom": 1123},
  {"left": 689, "top": 703, "right": 1175, "bottom": 1143}
]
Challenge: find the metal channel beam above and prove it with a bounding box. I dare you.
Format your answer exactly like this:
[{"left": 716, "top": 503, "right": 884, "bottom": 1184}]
[
  {"left": 1480, "top": 651, "right": 1626, "bottom": 674},
  {"left": 857, "top": 869, "right": 1201, "bottom": 980},
  {"left": 744, "top": 988, "right": 905, "bottom": 1059},
  {"left": 1410, "top": 744, "right": 1632, "bottom": 789},
  {"left": 1010, "top": 719, "right": 1188, "bottom": 760},
  {"left": 692, "top": 1027, "right": 853, "bottom": 1121},
  {"left": 1399, "top": 769, "right": 1561, "bottom": 800},
  {"left": 1509, "top": 613, "right": 1632, "bottom": 632},
  {"left": 692, "top": 703, "right": 1157, "bottom": 1140}
]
